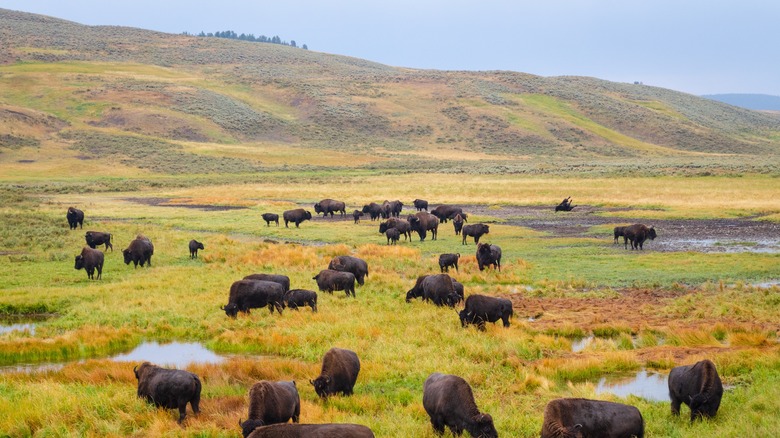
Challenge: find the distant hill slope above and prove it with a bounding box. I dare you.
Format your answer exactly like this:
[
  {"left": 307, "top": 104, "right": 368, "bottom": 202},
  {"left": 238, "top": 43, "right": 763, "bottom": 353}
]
[
  {"left": 1, "top": 8, "right": 779, "bottom": 177},
  {"left": 703, "top": 94, "right": 780, "bottom": 111}
]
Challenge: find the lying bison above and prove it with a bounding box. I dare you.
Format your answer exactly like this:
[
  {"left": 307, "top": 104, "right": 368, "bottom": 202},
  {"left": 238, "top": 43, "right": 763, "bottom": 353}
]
[
  {"left": 462, "top": 223, "right": 489, "bottom": 245},
  {"left": 555, "top": 196, "right": 575, "bottom": 212},
  {"left": 245, "top": 423, "right": 374, "bottom": 438},
  {"left": 328, "top": 255, "right": 369, "bottom": 286},
  {"left": 261, "top": 213, "right": 279, "bottom": 227},
  {"left": 459, "top": 294, "right": 513, "bottom": 330},
  {"left": 313, "top": 269, "right": 356, "bottom": 297},
  {"left": 405, "top": 274, "right": 458, "bottom": 307},
  {"left": 668, "top": 359, "right": 723, "bottom": 422},
  {"left": 75, "top": 246, "right": 104, "bottom": 280},
  {"left": 476, "top": 243, "right": 501, "bottom": 271},
  {"left": 453, "top": 214, "right": 465, "bottom": 236},
  {"left": 439, "top": 253, "right": 460, "bottom": 273},
  {"left": 352, "top": 210, "right": 364, "bottom": 224},
  {"left": 283, "top": 208, "right": 312, "bottom": 228},
  {"left": 408, "top": 212, "right": 439, "bottom": 241},
  {"left": 413, "top": 198, "right": 429, "bottom": 211},
  {"left": 430, "top": 205, "right": 465, "bottom": 223},
  {"left": 283, "top": 289, "right": 318, "bottom": 312},
  {"left": 623, "top": 223, "right": 657, "bottom": 250},
  {"left": 239, "top": 380, "right": 300, "bottom": 437},
  {"left": 189, "top": 239, "right": 204, "bottom": 259},
  {"left": 613, "top": 226, "right": 627, "bottom": 244},
  {"left": 310, "top": 347, "right": 360, "bottom": 399},
  {"left": 362, "top": 202, "right": 383, "bottom": 221},
  {"left": 423, "top": 373, "right": 498, "bottom": 438},
  {"left": 66, "top": 207, "right": 84, "bottom": 230},
  {"left": 123, "top": 235, "right": 154, "bottom": 268},
  {"left": 243, "top": 273, "right": 291, "bottom": 293},
  {"left": 379, "top": 217, "right": 412, "bottom": 241},
  {"left": 385, "top": 228, "right": 400, "bottom": 245},
  {"left": 134, "top": 362, "right": 201, "bottom": 424},
  {"left": 541, "top": 398, "right": 644, "bottom": 438},
  {"left": 222, "top": 279, "right": 285, "bottom": 317},
  {"left": 85, "top": 231, "right": 112, "bottom": 251},
  {"left": 314, "top": 199, "right": 346, "bottom": 218}
]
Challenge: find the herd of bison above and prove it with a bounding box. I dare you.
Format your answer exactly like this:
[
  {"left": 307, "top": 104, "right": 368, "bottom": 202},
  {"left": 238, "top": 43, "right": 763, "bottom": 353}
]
[{"left": 64, "top": 199, "right": 728, "bottom": 437}]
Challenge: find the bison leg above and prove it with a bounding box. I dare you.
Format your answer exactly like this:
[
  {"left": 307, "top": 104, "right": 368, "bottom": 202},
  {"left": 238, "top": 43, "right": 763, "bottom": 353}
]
[
  {"left": 310, "top": 300, "right": 317, "bottom": 312},
  {"left": 454, "top": 262, "right": 458, "bottom": 273},
  {"left": 96, "top": 264, "right": 103, "bottom": 280},
  {"left": 670, "top": 396, "right": 682, "bottom": 416},
  {"left": 285, "top": 220, "right": 289, "bottom": 228},
  {"left": 502, "top": 315, "right": 511, "bottom": 328},
  {"left": 430, "top": 417, "right": 446, "bottom": 435},
  {"left": 177, "top": 402, "right": 188, "bottom": 424}
]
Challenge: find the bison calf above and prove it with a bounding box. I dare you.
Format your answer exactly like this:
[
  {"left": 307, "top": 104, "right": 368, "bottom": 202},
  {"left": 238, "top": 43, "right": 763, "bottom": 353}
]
[
  {"left": 461, "top": 223, "right": 489, "bottom": 245},
  {"left": 423, "top": 373, "right": 498, "bottom": 438},
  {"left": 239, "top": 380, "right": 300, "bottom": 437},
  {"left": 310, "top": 347, "right": 360, "bottom": 399},
  {"left": 613, "top": 226, "right": 627, "bottom": 244},
  {"left": 352, "top": 210, "right": 364, "bottom": 224},
  {"left": 134, "top": 362, "right": 201, "bottom": 424},
  {"left": 261, "top": 213, "right": 279, "bottom": 227},
  {"left": 313, "top": 269, "right": 356, "bottom": 297},
  {"left": 541, "top": 398, "right": 644, "bottom": 438},
  {"left": 385, "top": 228, "right": 400, "bottom": 245},
  {"left": 413, "top": 198, "right": 428, "bottom": 211},
  {"left": 245, "top": 423, "right": 374, "bottom": 438},
  {"left": 668, "top": 359, "right": 723, "bottom": 422},
  {"left": 75, "top": 246, "right": 104, "bottom": 280},
  {"left": 439, "top": 253, "right": 460, "bottom": 273},
  {"left": 189, "top": 239, "right": 204, "bottom": 259},
  {"left": 459, "top": 294, "right": 513, "bottom": 330},
  {"left": 283, "top": 289, "right": 318, "bottom": 312}
]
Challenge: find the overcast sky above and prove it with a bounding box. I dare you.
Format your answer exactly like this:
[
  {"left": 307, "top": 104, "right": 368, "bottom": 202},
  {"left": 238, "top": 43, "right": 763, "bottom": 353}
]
[{"left": 2, "top": 1, "right": 778, "bottom": 96}]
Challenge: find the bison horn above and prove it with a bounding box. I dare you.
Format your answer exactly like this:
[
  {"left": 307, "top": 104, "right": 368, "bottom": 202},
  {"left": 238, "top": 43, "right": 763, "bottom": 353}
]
[
  {"left": 133, "top": 365, "right": 138, "bottom": 373},
  {"left": 220, "top": 305, "right": 224, "bottom": 310},
  {"left": 238, "top": 418, "right": 243, "bottom": 426}
]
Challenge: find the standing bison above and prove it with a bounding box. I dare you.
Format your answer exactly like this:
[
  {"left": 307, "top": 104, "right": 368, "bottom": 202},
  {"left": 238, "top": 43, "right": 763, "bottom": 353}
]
[
  {"left": 459, "top": 294, "right": 513, "bottom": 330},
  {"left": 222, "top": 279, "right": 285, "bottom": 317},
  {"left": 189, "top": 239, "right": 204, "bottom": 259},
  {"left": 314, "top": 199, "right": 346, "bottom": 218},
  {"left": 283, "top": 289, "right": 318, "bottom": 312},
  {"left": 283, "top": 209, "right": 312, "bottom": 228},
  {"left": 361, "top": 202, "right": 383, "bottom": 221},
  {"left": 379, "top": 217, "right": 412, "bottom": 241},
  {"left": 461, "top": 223, "right": 489, "bottom": 245},
  {"left": 352, "top": 210, "right": 364, "bottom": 224},
  {"left": 239, "top": 380, "right": 300, "bottom": 437},
  {"left": 75, "top": 246, "right": 104, "bottom": 280},
  {"left": 261, "top": 213, "right": 279, "bottom": 227},
  {"left": 541, "top": 398, "right": 644, "bottom": 438},
  {"left": 408, "top": 212, "right": 439, "bottom": 241},
  {"left": 405, "top": 274, "right": 459, "bottom": 307},
  {"left": 623, "top": 223, "right": 657, "bottom": 250},
  {"left": 430, "top": 205, "right": 465, "bottom": 223},
  {"left": 134, "top": 362, "right": 201, "bottom": 424},
  {"left": 123, "top": 235, "right": 154, "bottom": 268},
  {"left": 313, "top": 269, "right": 356, "bottom": 297},
  {"left": 85, "top": 231, "right": 112, "bottom": 251},
  {"left": 328, "top": 256, "right": 369, "bottom": 286},
  {"left": 385, "top": 228, "right": 400, "bottom": 245},
  {"left": 66, "top": 207, "right": 84, "bottom": 230},
  {"left": 310, "top": 347, "right": 360, "bottom": 399},
  {"left": 438, "top": 253, "right": 460, "bottom": 273},
  {"left": 245, "top": 423, "right": 374, "bottom": 438},
  {"left": 243, "top": 274, "right": 291, "bottom": 293},
  {"left": 422, "top": 373, "right": 498, "bottom": 438},
  {"left": 668, "top": 359, "right": 723, "bottom": 422},
  {"left": 476, "top": 243, "right": 501, "bottom": 271},
  {"left": 613, "top": 226, "right": 627, "bottom": 244},
  {"left": 453, "top": 214, "right": 465, "bottom": 236},
  {"left": 413, "top": 198, "right": 429, "bottom": 211}
]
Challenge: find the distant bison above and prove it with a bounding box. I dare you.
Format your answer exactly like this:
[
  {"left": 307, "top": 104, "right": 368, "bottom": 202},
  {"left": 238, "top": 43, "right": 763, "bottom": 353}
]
[
  {"left": 408, "top": 212, "right": 439, "bottom": 241},
  {"left": 361, "top": 202, "right": 383, "bottom": 221},
  {"left": 313, "top": 269, "right": 356, "bottom": 297},
  {"left": 623, "top": 223, "right": 657, "bottom": 250},
  {"left": 283, "top": 209, "right": 312, "bottom": 228},
  {"left": 668, "top": 359, "right": 723, "bottom": 422},
  {"left": 413, "top": 198, "right": 429, "bottom": 211},
  {"left": 541, "top": 398, "right": 644, "bottom": 438},
  {"left": 386, "top": 200, "right": 404, "bottom": 217},
  {"left": 385, "top": 228, "right": 400, "bottom": 245},
  {"left": 243, "top": 273, "right": 291, "bottom": 293},
  {"left": 459, "top": 294, "right": 513, "bottom": 330},
  {"left": 430, "top": 205, "right": 465, "bottom": 223},
  {"left": 189, "top": 239, "right": 204, "bottom": 259},
  {"left": 406, "top": 274, "right": 458, "bottom": 307},
  {"left": 328, "top": 255, "right": 369, "bottom": 286},
  {"left": 453, "top": 214, "right": 465, "bottom": 235},
  {"left": 134, "top": 362, "right": 201, "bottom": 424},
  {"left": 123, "top": 235, "right": 154, "bottom": 268},
  {"left": 352, "top": 210, "right": 364, "bottom": 224},
  {"left": 222, "top": 279, "right": 285, "bottom": 317},
  {"left": 310, "top": 347, "right": 360, "bottom": 399},
  {"left": 66, "top": 207, "right": 84, "bottom": 230},
  {"left": 261, "top": 213, "right": 279, "bottom": 227},
  {"left": 314, "top": 199, "right": 346, "bottom": 217},
  {"left": 423, "top": 373, "right": 498, "bottom": 438},
  {"left": 439, "top": 253, "right": 460, "bottom": 273},
  {"left": 555, "top": 196, "right": 575, "bottom": 212},
  {"left": 379, "top": 217, "right": 412, "bottom": 241},
  {"left": 245, "top": 423, "right": 374, "bottom": 438},
  {"left": 461, "top": 223, "right": 489, "bottom": 245},
  {"left": 613, "top": 226, "right": 627, "bottom": 244},
  {"left": 283, "top": 289, "right": 318, "bottom": 312},
  {"left": 75, "top": 246, "right": 104, "bottom": 280},
  {"left": 239, "top": 380, "right": 300, "bottom": 437},
  {"left": 85, "top": 231, "right": 112, "bottom": 251},
  {"left": 476, "top": 243, "right": 501, "bottom": 271}
]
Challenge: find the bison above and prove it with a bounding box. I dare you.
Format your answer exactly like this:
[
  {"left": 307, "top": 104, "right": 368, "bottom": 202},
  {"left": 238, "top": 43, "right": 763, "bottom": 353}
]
[
  {"left": 555, "top": 196, "right": 575, "bottom": 212},
  {"left": 613, "top": 226, "right": 627, "bottom": 244},
  {"left": 413, "top": 198, "right": 429, "bottom": 211},
  {"left": 423, "top": 373, "right": 498, "bottom": 438},
  {"left": 623, "top": 223, "right": 657, "bottom": 250},
  {"left": 66, "top": 207, "right": 84, "bottom": 230},
  {"left": 379, "top": 217, "right": 412, "bottom": 241},
  {"left": 352, "top": 210, "right": 364, "bottom": 224},
  {"left": 451, "top": 279, "right": 464, "bottom": 305},
  {"left": 361, "top": 202, "right": 383, "bottom": 221},
  {"left": 243, "top": 273, "right": 291, "bottom": 293},
  {"left": 461, "top": 223, "right": 489, "bottom": 245},
  {"left": 328, "top": 255, "right": 369, "bottom": 286},
  {"left": 261, "top": 213, "right": 279, "bottom": 227},
  {"left": 430, "top": 205, "right": 465, "bottom": 223},
  {"left": 459, "top": 294, "right": 513, "bottom": 330},
  {"left": 408, "top": 212, "right": 439, "bottom": 241},
  {"left": 283, "top": 289, "right": 318, "bottom": 312},
  {"left": 313, "top": 269, "right": 356, "bottom": 297},
  {"left": 239, "top": 380, "right": 300, "bottom": 436},
  {"left": 75, "top": 246, "right": 104, "bottom": 280},
  {"left": 310, "top": 347, "right": 360, "bottom": 399},
  {"left": 283, "top": 208, "right": 312, "bottom": 228},
  {"left": 134, "top": 362, "right": 201, "bottom": 424},
  {"left": 405, "top": 274, "right": 459, "bottom": 307},
  {"left": 222, "top": 279, "right": 285, "bottom": 317},
  {"left": 189, "top": 239, "right": 204, "bottom": 259},
  {"left": 385, "top": 228, "right": 400, "bottom": 245},
  {"left": 85, "top": 231, "right": 112, "bottom": 251},
  {"left": 453, "top": 214, "right": 465, "bottom": 236},
  {"left": 476, "top": 243, "right": 501, "bottom": 271},
  {"left": 245, "top": 423, "right": 374, "bottom": 438},
  {"left": 386, "top": 200, "right": 404, "bottom": 217},
  {"left": 439, "top": 253, "right": 460, "bottom": 273},
  {"left": 668, "top": 359, "right": 723, "bottom": 422},
  {"left": 314, "top": 199, "right": 346, "bottom": 218},
  {"left": 123, "top": 235, "right": 154, "bottom": 268},
  {"left": 541, "top": 398, "right": 644, "bottom": 438}
]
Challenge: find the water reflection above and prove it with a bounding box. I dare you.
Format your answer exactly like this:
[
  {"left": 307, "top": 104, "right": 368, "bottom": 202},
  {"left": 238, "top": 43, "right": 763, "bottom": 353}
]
[
  {"left": 595, "top": 369, "right": 669, "bottom": 402},
  {"left": 0, "top": 323, "right": 36, "bottom": 335},
  {"left": 111, "top": 341, "right": 225, "bottom": 368},
  {"left": 571, "top": 336, "right": 594, "bottom": 352}
]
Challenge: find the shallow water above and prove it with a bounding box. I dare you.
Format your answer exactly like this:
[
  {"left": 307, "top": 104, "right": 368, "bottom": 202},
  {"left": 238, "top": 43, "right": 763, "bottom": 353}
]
[
  {"left": 571, "top": 336, "right": 594, "bottom": 352},
  {"left": 595, "top": 369, "right": 669, "bottom": 402},
  {"left": 0, "top": 322, "right": 37, "bottom": 335},
  {"left": 111, "top": 341, "right": 225, "bottom": 368}
]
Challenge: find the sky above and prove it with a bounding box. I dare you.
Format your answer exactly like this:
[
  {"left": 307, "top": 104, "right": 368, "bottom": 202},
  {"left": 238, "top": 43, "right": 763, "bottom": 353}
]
[{"left": 1, "top": 0, "right": 778, "bottom": 96}]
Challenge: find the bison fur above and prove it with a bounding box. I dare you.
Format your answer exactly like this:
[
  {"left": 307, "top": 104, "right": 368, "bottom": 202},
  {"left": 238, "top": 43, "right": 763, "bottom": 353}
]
[
  {"left": 541, "top": 398, "right": 644, "bottom": 438},
  {"left": 310, "top": 347, "right": 360, "bottom": 399},
  {"left": 423, "top": 373, "right": 498, "bottom": 438},
  {"left": 75, "top": 246, "right": 104, "bottom": 280},
  {"left": 668, "top": 359, "right": 723, "bottom": 422},
  {"left": 134, "top": 362, "right": 201, "bottom": 424}
]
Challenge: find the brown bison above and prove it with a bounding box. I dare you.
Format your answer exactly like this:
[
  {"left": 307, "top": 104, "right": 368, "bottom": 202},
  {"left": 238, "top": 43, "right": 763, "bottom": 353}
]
[
  {"left": 451, "top": 278, "right": 464, "bottom": 305},
  {"left": 134, "top": 362, "right": 201, "bottom": 424},
  {"left": 405, "top": 274, "right": 459, "bottom": 307},
  {"left": 310, "top": 347, "right": 360, "bottom": 399},
  {"left": 459, "top": 294, "right": 513, "bottom": 330},
  {"left": 408, "top": 212, "right": 439, "bottom": 241},
  {"left": 222, "top": 279, "right": 285, "bottom": 317},
  {"left": 245, "top": 423, "right": 374, "bottom": 438},
  {"left": 555, "top": 196, "right": 575, "bottom": 212},
  {"left": 379, "top": 217, "right": 412, "bottom": 241},
  {"left": 314, "top": 199, "right": 346, "bottom": 217},
  {"left": 385, "top": 200, "right": 404, "bottom": 217},
  {"left": 476, "top": 243, "right": 501, "bottom": 271},
  {"left": 413, "top": 198, "right": 429, "bottom": 211},
  {"left": 439, "top": 253, "right": 460, "bottom": 273},
  {"left": 453, "top": 214, "right": 465, "bottom": 235},
  {"left": 361, "top": 202, "right": 383, "bottom": 221},
  {"left": 328, "top": 255, "right": 369, "bottom": 286},
  {"left": 423, "top": 373, "right": 498, "bottom": 438},
  {"left": 243, "top": 273, "right": 291, "bottom": 293},
  {"left": 189, "top": 239, "right": 204, "bottom": 259},
  {"left": 430, "top": 205, "right": 465, "bottom": 223},
  {"left": 461, "top": 223, "right": 489, "bottom": 245},
  {"left": 613, "top": 226, "right": 627, "bottom": 244},
  {"left": 261, "top": 213, "right": 279, "bottom": 227},
  {"left": 283, "top": 289, "right": 318, "bottom": 312},
  {"left": 668, "top": 359, "right": 723, "bottom": 422},
  {"left": 283, "top": 209, "right": 312, "bottom": 228},
  {"left": 85, "top": 231, "right": 112, "bottom": 251},
  {"left": 352, "top": 210, "right": 364, "bottom": 224},
  {"left": 313, "top": 269, "right": 356, "bottom": 297},
  {"left": 385, "top": 228, "right": 400, "bottom": 245},
  {"left": 239, "top": 380, "right": 300, "bottom": 437},
  {"left": 541, "top": 398, "right": 644, "bottom": 438},
  {"left": 66, "top": 207, "right": 84, "bottom": 230},
  {"left": 623, "top": 223, "right": 657, "bottom": 250},
  {"left": 123, "top": 235, "right": 154, "bottom": 268},
  {"left": 75, "top": 246, "right": 104, "bottom": 280}
]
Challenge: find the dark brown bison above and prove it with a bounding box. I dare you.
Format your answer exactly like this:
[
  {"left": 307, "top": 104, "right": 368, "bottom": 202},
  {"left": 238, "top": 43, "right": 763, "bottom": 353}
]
[
  {"left": 413, "top": 198, "right": 429, "bottom": 211},
  {"left": 243, "top": 274, "right": 291, "bottom": 293},
  {"left": 439, "top": 253, "right": 460, "bottom": 273},
  {"left": 328, "top": 256, "right": 369, "bottom": 286},
  {"left": 352, "top": 210, "right": 364, "bottom": 224},
  {"left": 66, "top": 207, "right": 84, "bottom": 230},
  {"left": 613, "top": 226, "right": 627, "bottom": 244},
  {"left": 461, "top": 223, "right": 489, "bottom": 245},
  {"left": 453, "top": 214, "right": 465, "bottom": 235},
  {"left": 313, "top": 269, "right": 356, "bottom": 297},
  {"left": 245, "top": 423, "right": 374, "bottom": 438},
  {"left": 385, "top": 228, "right": 400, "bottom": 245},
  {"left": 189, "top": 239, "right": 204, "bottom": 259},
  {"left": 405, "top": 274, "right": 458, "bottom": 307},
  {"left": 430, "top": 205, "right": 465, "bottom": 223},
  {"left": 541, "top": 398, "right": 644, "bottom": 438},
  {"left": 361, "top": 202, "right": 383, "bottom": 221},
  {"left": 451, "top": 279, "right": 464, "bottom": 305},
  {"left": 555, "top": 196, "right": 575, "bottom": 212},
  {"left": 123, "top": 235, "right": 154, "bottom": 268},
  {"left": 261, "top": 213, "right": 279, "bottom": 227},
  {"left": 623, "top": 223, "right": 657, "bottom": 250},
  {"left": 222, "top": 279, "right": 285, "bottom": 317},
  {"left": 314, "top": 199, "right": 346, "bottom": 217},
  {"left": 283, "top": 289, "right": 318, "bottom": 312},
  {"left": 75, "top": 246, "right": 104, "bottom": 280},
  {"left": 459, "top": 294, "right": 513, "bottom": 330},
  {"left": 134, "top": 362, "right": 201, "bottom": 424},
  {"left": 310, "top": 347, "right": 360, "bottom": 399},
  {"left": 668, "top": 359, "right": 723, "bottom": 422},
  {"left": 239, "top": 380, "right": 300, "bottom": 437},
  {"left": 283, "top": 209, "right": 312, "bottom": 228},
  {"left": 386, "top": 200, "right": 404, "bottom": 217},
  {"left": 379, "top": 217, "right": 412, "bottom": 241},
  {"left": 423, "top": 373, "right": 498, "bottom": 438},
  {"left": 476, "top": 243, "right": 501, "bottom": 271},
  {"left": 85, "top": 231, "right": 112, "bottom": 251},
  {"left": 408, "top": 212, "right": 439, "bottom": 241}
]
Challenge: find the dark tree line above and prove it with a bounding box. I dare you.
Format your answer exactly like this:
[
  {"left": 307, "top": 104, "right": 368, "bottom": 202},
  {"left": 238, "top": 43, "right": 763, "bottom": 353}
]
[{"left": 182, "top": 30, "right": 307, "bottom": 49}]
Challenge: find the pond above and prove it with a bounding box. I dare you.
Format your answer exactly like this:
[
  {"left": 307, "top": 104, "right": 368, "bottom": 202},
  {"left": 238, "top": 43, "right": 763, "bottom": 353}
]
[
  {"left": 595, "top": 369, "right": 669, "bottom": 402},
  {"left": 0, "top": 314, "right": 55, "bottom": 336}
]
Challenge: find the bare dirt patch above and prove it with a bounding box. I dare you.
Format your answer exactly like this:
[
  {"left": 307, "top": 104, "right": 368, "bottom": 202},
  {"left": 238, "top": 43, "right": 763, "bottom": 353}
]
[{"left": 123, "top": 197, "right": 247, "bottom": 212}]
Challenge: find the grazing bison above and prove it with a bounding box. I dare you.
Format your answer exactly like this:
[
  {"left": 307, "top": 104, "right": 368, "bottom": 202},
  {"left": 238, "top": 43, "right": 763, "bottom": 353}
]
[
  {"left": 245, "top": 423, "right": 374, "bottom": 438},
  {"left": 430, "top": 205, "right": 465, "bottom": 223},
  {"left": 453, "top": 214, "right": 465, "bottom": 236},
  {"left": 476, "top": 243, "right": 501, "bottom": 272},
  {"left": 439, "top": 253, "right": 460, "bottom": 273},
  {"left": 283, "top": 209, "right": 312, "bottom": 228},
  {"left": 613, "top": 226, "right": 627, "bottom": 244},
  {"left": 623, "top": 223, "right": 657, "bottom": 250},
  {"left": 310, "top": 347, "right": 360, "bottom": 399},
  {"left": 313, "top": 269, "right": 356, "bottom": 297},
  {"left": 385, "top": 228, "right": 400, "bottom": 245},
  {"left": 243, "top": 274, "right": 291, "bottom": 293},
  {"left": 461, "top": 223, "right": 489, "bottom": 245},
  {"left": 423, "top": 373, "right": 498, "bottom": 438},
  {"left": 239, "top": 380, "right": 300, "bottom": 436},
  {"left": 66, "top": 207, "right": 84, "bottom": 230},
  {"left": 328, "top": 256, "right": 369, "bottom": 286},
  {"left": 222, "top": 279, "right": 285, "bottom": 317},
  {"left": 541, "top": 398, "right": 644, "bottom": 438},
  {"left": 85, "top": 231, "right": 112, "bottom": 251},
  {"left": 451, "top": 279, "right": 464, "bottom": 305},
  {"left": 261, "top": 213, "right": 279, "bottom": 227},
  {"left": 123, "top": 235, "right": 154, "bottom": 268},
  {"left": 314, "top": 199, "right": 346, "bottom": 218},
  {"left": 405, "top": 274, "right": 458, "bottom": 307},
  {"left": 352, "top": 210, "right": 364, "bottom": 224},
  {"left": 459, "top": 294, "right": 513, "bottom": 330},
  {"left": 379, "top": 217, "right": 412, "bottom": 241},
  {"left": 668, "top": 359, "right": 723, "bottom": 422},
  {"left": 413, "top": 198, "right": 429, "bottom": 211},
  {"left": 283, "top": 289, "right": 318, "bottom": 312},
  {"left": 362, "top": 202, "right": 384, "bottom": 221},
  {"left": 408, "top": 212, "right": 439, "bottom": 241},
  {"left": 134, "top": 362, "right": 201, "bottom": 424},
  {"left": 74, "top": 246, "right": 104, "bottom": 280},
  {"left": 188, "top": 239, "right": 204, "bottom": 259}
]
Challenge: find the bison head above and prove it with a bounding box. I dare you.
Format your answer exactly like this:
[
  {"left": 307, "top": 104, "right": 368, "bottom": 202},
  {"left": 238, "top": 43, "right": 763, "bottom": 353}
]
[
  {"left": 122, "top": 249, "right": 133, "bottom": 265},
  {"left": 688, "top": 393, "right": 711, "bottom": 421},
  {"left": 222, "top": 303, "right": 239, "bottom": 318},
  {"left": 310, "top": 375, "right": 331, "bottom": 399},
  {"left": 240, "top": 419, "right": 266, "bottom": 438},
  {"left": 472, "top": 413, "right": 498, "bottom": 438},
  {"left": 458, "top": 309, "right": 470, "bottom": 327},
  {"left": 648, "top": 226, "right": 657, "bottom": 240},
  {"left": 304, "top": 211, "right": 312, "bottom": 220},
  {"left": 314, "top": 203, "right": 323, "bottom": 213},
  {"left": 379, "top": 222, "right": 389, "bottom": 234},
  {"left": 74, "top": 255, "right": 85, "bottom": 270}
]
